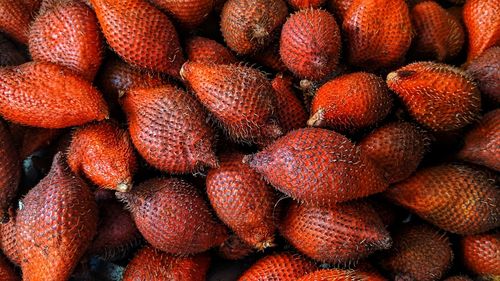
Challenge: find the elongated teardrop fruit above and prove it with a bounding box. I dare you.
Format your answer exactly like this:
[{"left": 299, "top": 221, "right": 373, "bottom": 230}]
[
  {"left": 466, "top": 47, "right": 500, "bottom": 103},
  {"left": 296, "top": 269, "right": 362, "bottom": 281},
  {"left": 0, "top": 34, "right": 26, "bottom": 67},
  {"left": 0, "top": 62, "right": 108, "bottom": 128},
  {"left": 245, "top": 128, "right": 388, "bottom": 206},
  {"left": 0, "top": 0, "right": 30, "bottom": 44},
  {"left": 0, "top": 254, "right": 18, "bottom": 281},
  {"left": 271, "top": 74, "right": 307, "bottom": 133},
  {"left": 68, "top": 121, "right": 137, "bottom": 192},
  {"left": 16, "top": 153, "right": 98, "bottom": 281},
  {"left": 116, "top": 178, "right": 228, "bottom": 255},
  {"left": 461, "top": 233, "right": 500, "bottom": 277},
  {"left": 221, "top": 0, "right": 288, "bottom": 55},
  {"left": 463, "top": 0, "right": 500, "bottom": 62},
  {"left": 0, "top": 120, "right": 20, "bottom": 221},
  {"left": 185, "top": 36, "right": 237, "bottom": 65},
  {"left": 180, "top": 62, "right": 282, "bottom": 145},
  {"left": 0, "top": 214, "right": 20, "bottom": 265},
  {"left": 386, "top": 164, "right": 500, "bottom": 234},
  {"left": 122, "top": 85, "right": 217, "bottom": 173},
  {"left": 90, "top": 0, "right": 184, "bottom": 77},
  {"left": 387, "top": 62, "right": 481, "bottom": 132},
  {"left": 280, "top": 9, "right": 340, "bottom": 81},
  {"left": 238, "top": 253, "right": 317, "bottom": 281},
  {"left": 287, "top": 0, "right": 326, "bottom": 9}
]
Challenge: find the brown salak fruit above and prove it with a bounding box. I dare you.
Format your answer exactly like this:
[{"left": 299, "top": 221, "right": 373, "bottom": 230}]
[
  {"left": 271, "top": 74, "right": 307, "bottom": 133},
  {"left": 379, "top": 224, "right": 453, "bottom": 281},
  {"left": 218, "top": 234, "right": 254, "bottom": 260},
  {"left": 410, "top": 1, "right": 464, "bottom": 61},
  {"left": 252, "top": 42, "right": 289, "bottom": 73},
  {"left": 180, "top": 62, "right": 282, "bottom": 145},
  {"left": 67, "top": 121, "right": 137, "bottom": 192},
  {"left": 342, "top": 0, "right": 412, "bottom": 69},
  {"left": 207, "top": 152, "right": 277, "bottom": 249},
  {"left": 443, "top": 277, "right": 473, "bottom": 281},
  {"left": 308, "top": 72, "right": 393, "bottom": 133},
  {"left": 327, "top": 0, "right": 353, "bottom": 21},
  {"left": 461, "top": 233, "right": 500, "bottom": 277},
  {"left": 0, "top": 214, "right": 20, "bottom": 265},
  {"left": 220, "top": 0, "right": 288, "bottom": 55},
  {"left": 385, "top": 164, "right": 500, "bottom": 234},
  {"left": 0, "top": 254, "right": 19, "bottom": 281},
  {"left": 296, "top": 269, "right": 362, "bottom": 281},
  {"left": 89, "top": 0, "right": 184, "bottom": 77},
  {"left": 238, "top": 253, "right": 318, "bottom": 281},
  {"left": 0, "top": 62, "right": 108, "bottom": 128},
  {"left": 185, "top": 36, "right": 238, "bottom": 65},
  {"left": 280, "top": 9, "right": 341, "bottom": 81},
  {"left": 148, "top": 0, "right": 213, "bottom": 28},
  {"left": 386, "top": 62, "right": 481, "bottom": 132},
  {"left": 466, "top": 47, "right": 500, "bottom": 104},
  {"left": 121, "top": 85, "right": 218, "bottom": 173},
  {"left": 280, "top": 201, "right": 392, "bottom": 264},
  {"left": 116, "top": 178, "right": 228, "bottom": 255},
  {"left": 245, "top": 128, "right": 388, "bottom": 206},
  {"left": 458, "top": 109, "right": 500, "bottom": 172},
  {"left": 287, "top": 0, "right": 326, "bottom": 9},
  {"left": 0, "top": 0, "right": 30, "bottom": 45},
  {"left": 0, "top": 120, "right": 20, "bottom": 221},
  {"left": 0, "top": 34, "right": 26, "bottom": 67},
  {"left": 463, "top": 0, "right": 500, "bottom": 63},
  {"left": 16, "top": 153, "right": 98, "bottom": 281},
  {"left": 359, "top": 121, "right": 428, "bottom": 184}
]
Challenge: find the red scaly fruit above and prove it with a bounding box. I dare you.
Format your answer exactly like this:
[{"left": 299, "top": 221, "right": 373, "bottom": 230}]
[
  {"left": 461, "top": 233, "right": 500, "bottom": 277},
  {"left": 0, "top": 0, "right": 30, "bottom": 45},
  {"left": 327, "top": 0, "right": 353, "bottom": 21},
  {"left": 287, "top": 0, "right": 326, "bottom": 9},
  {"left": 0, "top": 120, "right": 20, "bottom": 221},
  {"left": 355, "top": 262, "right": 387, "bottom": 281},
  {"left": 387, "top": 62, "right": 481, "bottom": 132},
  {"left": 0, "top": 34, "right": 26, "bottom": 67},
  {"left": 385, "top": 164, "right": 500, "bottom": 234},
  {"left": 121, "top": 85, "right": 218, "bottom": 173},
  {"left": 221, "top": 0, "right": 288, "bottom": 55},
  {"left": 0, "top": 212, "right": 20, "bottom": 265},
  {"left": 463, "top": 0, "right": 500, "bottom": 62},
  {"left": 443, "top": 277, "right": 473, "bottom": 281},
  {"left": 296, "top": 269, "right": 362, "bottom": 281},
  {"left": 245, "top": 128, "right": 388, "bottom": 207},
  {"left": 185, "top": 36, "right": 238, "bottom": 65},
  {"left": 0, "top": 254, "right": 19, "bottom": 281},
  {"left": 116, "top": 178, "right": 228, "bottom": 255},
  {"left": 180, "top": 61, "right": 282, "bottom": 145},
  {"left": 280, "top": 201, "right": 392, "bottom": 264},
  {"left": 16, "top": 153, "right": 98, "bottom": 281},
  {"left": 89, "top": 0, "right": 184, "bottom": 77},
  {"left": 0, "top": 62, "right": 108, "bottom": 128},
  {"left": 218, "top": 234, "right": 254, "bottom": 260},
  {"left": 238, "top": 253, "right": 318, "bottom": 281},
  {"left": 379, "top": 224, "right": 453, "bottom": 281},
  {"left": 148, "top": 0, "right": 213, "bottom": 28},
  {"left": 466, "top": 47, "right": 500, "bottom": 104},
  {"left": 280, "top": 9, "right": 341, "bottom": 81},
  {"left": 342, "top": 0, "right": 412, "bottom": 69},
  {"left": 252, "top": 42, "right": 289, "bottom": 73},
  {"left": 271, "top": 74, "right": 308, "bottom": 133}
]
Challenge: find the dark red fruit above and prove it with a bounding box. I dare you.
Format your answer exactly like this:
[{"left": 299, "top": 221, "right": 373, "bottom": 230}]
[
  {"left": 463, "top": 0, "right": 500, "bottom": 62},
  {"left": 287, "top": 0, "right": 326, "bottom": 9},
  {"left": 0, "top": 120, "right": 20, "bottom": 221},
  {"left": 8, "top": 124, "right": 61, "bottom": 159},
  {"left": 461, "top": 233, "right": 500, "bottom": 278},
  {"left": 252, "top": 42, "right": 289, "bottom": 73},
  {"left": 271, "top": 74, "right": 307, "bottom": 133},
  {"left": 185, "top": 36, "right": 238, "bottom": 65},
  {"left": 238, "top": 253, "right": 318, "bottom": 281},
  {"left": 0, "top": 34, "right": 26, "bottom": 67},
  {"left": 0, "top": 0, "right": 30, "bottom": 44},
  {"left": 148, "top": 0, "right": 213, "bottom": 28},
  {"left": 466, "top": 47, "right": 500, "bottom": 103},
  {"left": 0, "top": 254, "right": 19, "bottom": 281},
  {"left": 0, "top": 212, "right": 20, "bottom": 265}
]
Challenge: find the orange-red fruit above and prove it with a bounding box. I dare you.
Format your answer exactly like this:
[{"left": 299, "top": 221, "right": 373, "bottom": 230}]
[
  {"left": 355, "top": 262, "right": 387, "bottom": 281},
  {"left": 343, "top": 0, "right": 412, "bottom": 69},
  {"left": 245, "top": 128, "right": 388, "bottom": 206},
  {"left": 280, "top": 9, "right": 340, "bottom": 81},
  {"left": 0, "top": 62, "right": 108, "bottom": 128},
  {"left": 386, "top": 164, "right": 500, "bottom": 234},
  {"left": 327, "top": 0, "right": 353, "bottom": 21},
  {"left": 379, "top": 224, "right": 453, "bottom": 281},
  {"left": 68, "top": 121, "right": 137, "bottom": 192},
  {"left": 122, "top": 85, "right": 217, "bottom": 173},
  {"left": 218, "top": 234, "right": 254, "bottom": 260},
  {"left": 238, "top": 253, "right": 318, "bottom": 281},
  {"left": 16, "top": 153, "right": 98, "bottom": 281},
  {"left": 386, "top": 62, "right": 481, "bottom": 132},
  {"left": 359, "top": 121, "right": 428, "bottom": 184},
  {"left": 90, "top": 0, "right": 184, "bottom": 77},
  {"left": 280, "top": 201, "right": 391, "bottom": 264},
  {"left": 0, "top": 254, "right": 19, "bottom": 281},
  {"left": 461, "top": 233, "right": 500, "bottom": 277},
  {"left": 287, "top": 0, "right": 326, "bottom": 9},
  {"left": 0, "top": 214, "right": 20, "bottom": 265},
  {"left": 0, "top": 120, "right": 20, "bottom": 221},
  {"left": 308, "top": 72, "right": 392, "bottom": 133},
  {"left": 296, "top": 269, "right": 362, "bottom": 281},
  {"left": 185, "top": 36, "right": 238, "bottom": 65},
  {"left": 116, "top": 178, "right": 228, "bottom": 255},
  {"left": 463, "top": 0, "right": 500, "bottom": 62},
  {"left": 220, "top": 0, "right": 288, "bottom": 55},
  {"left": 180, "top": 62, "right": 282, "bottom": 145},
  {"left": 271, "top": 74, "right": 307, "bottom": 133},
  {"left": 466, "top": 47, "right": 500, "bottom": 103},
  {"left": 0, "top": 34, "right": 26, "bottom": 67},
  {"left": 148, "top": 0, "right": 213, "bottom": 28},
  {"left": 0, "top": 0, "right": 30, "bottom": 44},
  {"left": 123, "top": 245, "right": 211, "bottom": 281}
]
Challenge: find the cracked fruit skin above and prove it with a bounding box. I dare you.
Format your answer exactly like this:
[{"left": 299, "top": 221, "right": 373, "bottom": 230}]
[{"left": 238, "top": 253, "right": 318, "bottom": 281}]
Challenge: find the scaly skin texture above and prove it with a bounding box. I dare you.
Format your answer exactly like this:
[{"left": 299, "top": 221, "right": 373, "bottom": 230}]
[
  {"left": 185, "top": 36, "right": 238, "bottom": 65},
  {"left": 0, "top": 254, "right": 19, "bottom": 281},
  {"left": 0, "top": 214, "right": 20, "bottom": 265},
  {"left": 463, "top": 0, "right": 500, "bottom": 62},
  {"left": 0, "top": 120, "right": 20, "bottom": 221},
  {"left": 280, "top": 9, "right": 341, "bottom": 81},
  {"left": 149, "top": 0, "right": 213, "bottom": 28},
  {"left": 0, "top": 34, "right": 26, "bottom": 67},
  {"left": 245, "top": 128, "right": 388, "bottom": 207},
  {"left": 327, "top": 0, "right": 353, "bottom": 21},
  {"left": 466, "top": 47, "right": 500, "bottom": 103},
  {"left": 0, "top": 0, "right": 30, "bottom": 44},
  {"left": 287, "top": 0, "right": 326, "bottom": 10},
  {"left": 0, "top": 62, "right": 109, "bottom": 128},
  {"left": 443, "top": 277, "right": 473, "bottom": 281},
  {"left": 355, "top": 262, "right": 387, "bottom": 281},
  {"left": 386, "top": 164, "right": 500, "bottom": 234},
  {"left": 387, "top": 62, "right": 481, "bottom": 132},
  {"left": 252, "top": 42, "right": 289, "bottom": 73},
  {"left": 296, "top": 269, "right": 362, "bottom": 281},
  {"left": 238, "top": 253, "right": 318, "bottom": 281},
  {"left": 271, "top": 74, "right": 308, "bottom": 133},
  {"left": 461, "top": 233, "right": 500, "bottom": 277}
]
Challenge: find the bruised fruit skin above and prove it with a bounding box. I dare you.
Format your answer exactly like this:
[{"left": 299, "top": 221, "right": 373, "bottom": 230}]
[
  {"left": 0, "top": 34, "right": 26, "bottom": 67},
  {"left": 16, "top": 153, "right": 98, "bottom": 281},
  {"left": 271, "top": 74, "right": 308, "bottom": 133},
  {"left": 387, "top": 62, "right": 481, "bottom": 132},
  {"left": 218, "top": 234, "right": 254, "bottom": 260},
  {"left": 0, "top": 254, "right": 19, "bottom": 281},
  {"left": 245, "top": 128, "right": 388, "bottom": 206},
  {"left": 117, "top": 178, "right": 228, "bottom": 255},
  {"left": 466, "top": 47, "right": 500, "bottom": 103},
  {"left": 296, "top": 269, "right": 362, "bottom": 281},
  {"left": 185, "top": 36, "right": 238, "bottom": 65},
  {"left": 0, "top": 120, "right": 20, "bottom": 221},
  {"left": 287, "top": 0, "right": 326, "bottom": 10},
  {"left": 68, "top": 121, "right": 137, "bottom": 192},
  {"left": 280, "top": 9, "right": 341, "bottom": 81},
  {"left": 386, "top": 164, "right": 500, "bottom": 234},
  {"left": 238, "top": 253, "right": 318, "bottom": 281},
  {"left": 461, "top": 233, "right": 500, "bottom": 277},
  {"left": 327, "top": 0, "right": 353, "bottom": 21},
  {"left": 221, "top": 0, "right": 288, "bottom": 55},
  {"left": 0, "top": 0, "right": 30, "bottom": 45},
  {"left": 0, "top": 62, "right": 109, "bottom": 128},
  {"left": 148, "top": 0, "right": 213, "bottom": 28},
  {"left": 122, "top": 85, "right": 218, "bottom": 173}
]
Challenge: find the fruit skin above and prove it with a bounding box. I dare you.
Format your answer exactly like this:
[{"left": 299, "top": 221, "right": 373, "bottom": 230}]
[
  {"left": 355, "top": 262, "right": 387, "bottom": 281},
  {"left": 385, "top": 164, "right": 500, "bottom": 234},
  {"left": 116, "top": 178, "right": 228, "bottom": 255},
  {"left": 443, "top": 277, "right": 473, "bottom": 281},
  {"left": 16, "top": 153, "right": 98, "bottom": 281},
  {"left": 0, "top": 213, "right": 20, "bottom": 265},
  {"left": 245, "top": 128, "right": 388, "bottom": 207},
  {"left": 220, "top": 0, "right": 288, "bottom": 55},
  {"left": 280, "top": 9, "right": 341, "bottom": 81},
  {"left": 461, "top": 233, "right": 500, "bottom": 277},
  {"left": 342, "top": 0, "right": 412, "bottom": 69},
  {"left": 0, "top": 254, "right": 19, "bottom": 281},
  {"left": 327, "top": 0, "right": 353, "bottom": 21},
  {"left": 0, "top": 0, "right": 30, "bottom": 44},
  {"left": 67, "top": 121, "right": 137, "bottom": 192},
  {"left": 296, "top": 269, "right": 361, "bottom": 281},
  {"left": 271, "top": 74, "right": 307, "bottom": 133},
  {"left": 386, "top": 62, "right": 481, "bottom": 132},
  {"left": 148, "top": 0, "right": 213, "bottom": 28},
  {"left": 0, "top": 62, "right": 108, "bottom": 128},
  {"left": 121, "top": 85, "right": 218, "bottom": 173},
  {"left": 8, "top": 124, "right": 62, "bottom": 159},
  {"left": 218, "top": 234, "right": 254, "bottom": 260},
  {"left": 185, "top": 36, "right": 237, "bottom": 65},
  {"left": 252, "top": 42, "right": 288, "bottom": 73},
  {"left": 0, "top": 34, "right": 26, "bottom": 67},
  {"left": 466, "top": 47, "right": 500, "bottom": 103},
  {"left": 287, "top": 0, "right": 326, "bottom": 10},
  {"left": 280, "top": 200, "right": 391, "bottom": 264},
  {"left": 0, "top": 120, "right": 20, "bottom": 221},
  {"left": 89, "top": 0, "right": 184, "bottom": 77},
  {"left": 123, "top": 245, "right": 211, "bottom": 281},
  {"left": 463, "top": 0, "right": 500, "bottom": 62}
]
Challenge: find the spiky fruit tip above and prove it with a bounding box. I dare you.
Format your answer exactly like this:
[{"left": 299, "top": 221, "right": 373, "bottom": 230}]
[
  {"left": 116, "top": 182, "right": 132, "bottom": 193},
  {"left": 307, "top": 108, "right": 325, "bottom": 127}
]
